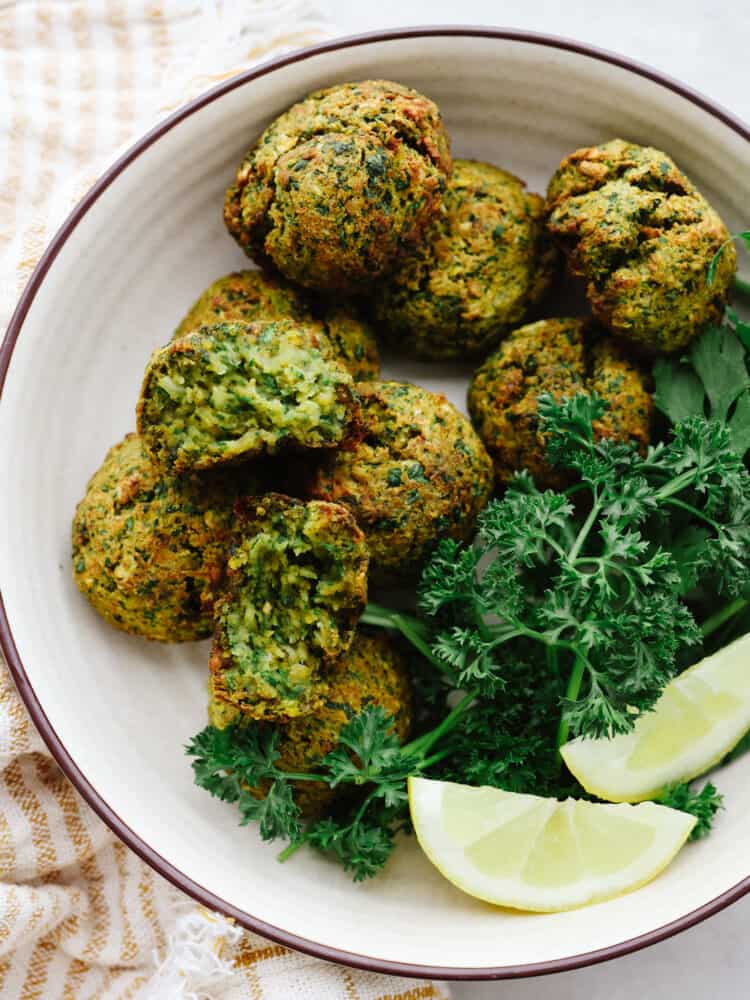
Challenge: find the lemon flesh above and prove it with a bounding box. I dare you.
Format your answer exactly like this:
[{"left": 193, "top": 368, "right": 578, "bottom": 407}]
[
  {"left": 561, "top": 632, "right": 750, "bottom": 802},
  {"left": 408, "top": 777, "right": 695, "bottom": 912}
]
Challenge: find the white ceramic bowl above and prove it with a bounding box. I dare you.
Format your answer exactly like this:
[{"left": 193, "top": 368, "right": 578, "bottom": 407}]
[{"left": 1, "top": 27, "right": 749, "bottom": 981}]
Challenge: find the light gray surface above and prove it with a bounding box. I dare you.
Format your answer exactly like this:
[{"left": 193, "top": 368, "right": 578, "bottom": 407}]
[
  {"left": 327, "top": 0, "right": 750, "bottom": 121},
  {"left": 322, "top": 1, "right": 750, "bottom": 997}
]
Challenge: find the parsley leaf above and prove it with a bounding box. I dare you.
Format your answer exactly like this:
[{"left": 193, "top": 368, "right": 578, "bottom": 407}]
[
  {"left": 653, "top": 359, "right": 705, "bottom": 424},
  {"left": 691, "top": 324, "right": 750, "bottom": 421},
  {"left": 654, "top": 310, "right": 750, "bottom": 459},
  {"left": 323, "top": 707, "right": 403, "bottom": 786},
  {"left": 239, "top": 779, "right": 301, "bottom": 841},
  {"left": 727, "top": 306, "right": 750, "bottom": 350},
  {"left": 187, "top": 708, "right": 425, "bottom": 880},
  {"left": 186, "top": 724, "right": 281, "bottom": 798},
  {"left": 185, "top": 724, "right": 302, "bottom": 842},
  {"left": 657, "top": 781, "right": 723, "bottom": 840},
  {"left": 303, "top": 807, "right": 400, "bottom": 882},
  {"left": 322, "top": 706, "right": 418, "bottom": 808}
]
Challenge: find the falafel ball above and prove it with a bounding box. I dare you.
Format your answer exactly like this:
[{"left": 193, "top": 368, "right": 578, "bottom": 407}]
[
  {"left": 467, "top": 317, "right": 653, "bottom": 489},
  {"left": 209, "top": 494, "right": 369, "bottom": 722},
  {"left": 546, "top": 139, "right": 736, "bottom": 354},
  {"left": 174, "top": 269, "right": 312, "bottom": 338},
  {"left": 208, "top": 630, "right": 413, "bottom": 816},
  {"left": 374, "top": 159, "right": 558, "bottom": 360},
  {"left": 588, "top": 334, "right": 653, "bottom": 451},
  {"left": 224, "top": 80, "right": 452, "bottom": 294},
  {"left": 307, "top": 381, "right": 494, "bottom": 582},
  {"left": 174, "top": 271, "right": 380, "bottom": 382},
  {"left": 317, "top": 301, "right": 380, "bottom": 383},
  {"left": 137, "top": 320, "right": 358, "bottom": 474},
  {"left": 71, "top": 433, "right": 259, "bottom": 641}
]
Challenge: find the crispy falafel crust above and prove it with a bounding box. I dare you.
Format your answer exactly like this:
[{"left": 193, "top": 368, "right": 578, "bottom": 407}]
[
  {"left": 71, "top": 433, "right": 256, "bottom": 641},
  {"left": 209, "top": 494, "right": 369, "bottom": 723},
  {"left": 174, "top": 270, "right": 314, "bottom": 339},
  {"left": 174, "top": 270, "right": 380, "bottom": 382},
  {"left": 546, "top": 139, "right": 736, "bottom": 354},
  {"left": 468, "top": 317, "right": 653, "bottom": 489},
  {"left": 317, "top": 302, "right": 380, "bottom": 383},
  {"left": 588, "top": 333, "right": 654, "bottom": 450},
  {"left": 137, "top": 320, "right": 357, "bottom": 474},
  {"left": 468, "top": 317, "right": 587, "bottom": 489},
  {"left": 224, "top": 80, "right": 452, "bottom": 294},
  {"left": 308, "top": 381, "right": 494, "bottom": 582},
  {"left": 208, "top": 630, "right": 413, "bottom": 816},
  {"left": 375, "top": 159, "right": 558, "bottom": 360}
]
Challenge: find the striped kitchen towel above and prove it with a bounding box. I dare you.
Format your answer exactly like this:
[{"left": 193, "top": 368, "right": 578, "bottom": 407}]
[{"left": 0, "top": 2, "right": 452, "bottom": 997}]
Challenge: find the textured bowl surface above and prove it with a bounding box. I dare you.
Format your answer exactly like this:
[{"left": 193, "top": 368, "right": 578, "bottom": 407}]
[{"left": 1, "top": 28, "right": 749, "bottom": 980}]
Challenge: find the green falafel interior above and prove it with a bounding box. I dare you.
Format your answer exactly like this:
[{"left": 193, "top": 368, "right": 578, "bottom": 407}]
[
  {"left": 137, "top": 319, "right": 357, "bottom": 474},
  {"left": 209, "top": 494, "right": 368, "bottom": 723}
]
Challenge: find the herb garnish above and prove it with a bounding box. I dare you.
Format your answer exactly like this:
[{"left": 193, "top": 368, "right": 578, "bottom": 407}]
[
  {"left": 188, "top": 384, "right": 750, "bottom": 878},
  {"left": 654, "top": 311, "right": 750, "bottom": 458},
  {"left": 657, "top": 781, "right": 723, "bottom": 840}
]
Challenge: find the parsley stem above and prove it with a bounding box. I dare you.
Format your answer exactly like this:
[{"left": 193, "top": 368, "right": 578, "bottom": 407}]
[
  {"left": 421, "top": 747, "right": 455, "bottom": 769},
  {"left": 563, "top": 482, "right": 589, "bottom": 499},
  {"left": 547, "top": 646, "right": 560, "bottom": 680},
  {"left": 556, "top": 654, "right": 587, "bottom": 750},
  {"left": 352, "top": 787, "right": 379, "bottom": 827},
  {"left": 568, "top": 494, "right": 601, "bottom": 563},
  {"left": 664, "top": 497, "right": 720, "bottom": 529},
  {"left": 361, "top": 601, "right": 424, "bottom": 632},
  {"left": 403, "top": 691, "right": 476, "bottom": 758},
  {"left": 361, "top": 602, "right": 448, "bottom": 674},
  {"left": 541, "top": 533, "right": 569, "bottom": 563},
  {"left": 701, "top": 597, "right": 750, "bottom": 638},
  {"left": 277, "top": 838, "right": 305, "bottom": 863},
  {"left": 270, "top": 771, "right": 327, "bottom": 783},
  {"left": 654, "top": 469, "right": 703, "bottom": 501}
]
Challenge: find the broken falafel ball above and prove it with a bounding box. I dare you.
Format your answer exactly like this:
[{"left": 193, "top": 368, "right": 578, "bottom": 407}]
[
  {"left": 174, "top": 270, "right": 380, "bottom": 382},
  {"left": 137, "top": 320, "right": 358, "bottom": 474},
  {"left": 208, "top": 629, "right": 413, "bottom": 816},
  {"left": 208, "top": 494, "right": 369, "bottom": 722}
]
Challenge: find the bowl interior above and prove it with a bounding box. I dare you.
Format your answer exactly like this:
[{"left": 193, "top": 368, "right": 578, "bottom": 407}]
[{"left": 1, "top": 32, "right": 749, "bottom": 975}]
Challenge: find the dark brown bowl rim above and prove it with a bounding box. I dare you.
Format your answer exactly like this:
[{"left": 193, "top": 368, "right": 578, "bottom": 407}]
[{"left": 1, "top": 25, "right": 749, "bottom": 982}]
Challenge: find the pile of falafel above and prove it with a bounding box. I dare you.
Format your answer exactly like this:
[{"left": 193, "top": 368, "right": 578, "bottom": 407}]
[{"left": 72, "top": 79, "right": 736, "bottom": 820}]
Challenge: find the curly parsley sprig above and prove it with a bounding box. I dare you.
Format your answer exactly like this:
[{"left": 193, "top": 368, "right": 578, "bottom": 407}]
[
  {"left": 657, "top": 781, "right": 723, "bottom": 840},
  {"left": 187, "top": 375, "right": 750, "bottom": 878},
  {"left": 413, "top": 394, "right": 750, "bottom": 742},
  {"left": 186, "top": 700, "right": 469, "bottom": 881}
]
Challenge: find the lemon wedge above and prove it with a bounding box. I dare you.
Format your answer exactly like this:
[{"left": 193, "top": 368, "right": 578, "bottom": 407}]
[
  {"left": 561, "top": 632, "right": 750, "bottom": 802},
  {"left": 408, "top": 776, "right": 695, "bottom": 911}
]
